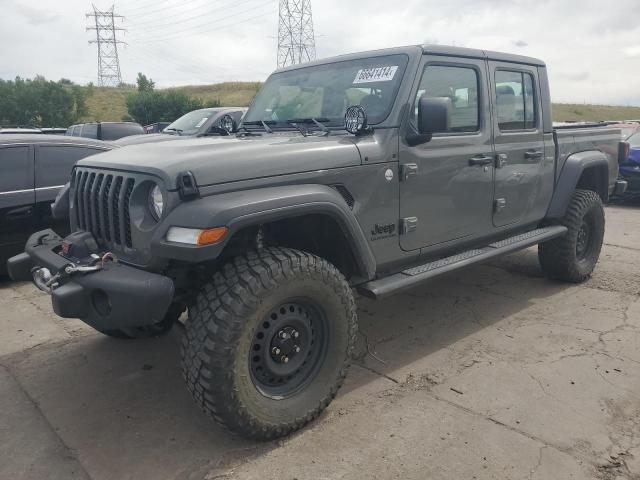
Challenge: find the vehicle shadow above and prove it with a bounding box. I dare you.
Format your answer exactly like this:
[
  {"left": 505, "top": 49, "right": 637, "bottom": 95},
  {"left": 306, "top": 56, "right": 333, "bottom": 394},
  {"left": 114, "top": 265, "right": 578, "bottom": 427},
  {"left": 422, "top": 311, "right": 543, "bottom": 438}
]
[{"left": 4, "top": 248, "right": 571, "bottom": 479}]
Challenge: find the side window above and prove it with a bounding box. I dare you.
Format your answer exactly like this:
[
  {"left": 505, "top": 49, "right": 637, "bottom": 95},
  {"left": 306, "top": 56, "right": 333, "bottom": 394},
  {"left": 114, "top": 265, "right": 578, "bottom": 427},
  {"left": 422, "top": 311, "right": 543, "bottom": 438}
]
[
  {"left": 81, "top": 123, "right": 98, "bottom": 139},
  {"left": 0, "top": 146, "right": 32, "bottom": 191},
  {"left": 414, "top": 65, "right": 480, "bottom": 133},
  {"left": 495, "top": 70, "right": 537, "bottom": 130},
  {"left": 37, "top": 146, "right": 105, "bottom": 187}
]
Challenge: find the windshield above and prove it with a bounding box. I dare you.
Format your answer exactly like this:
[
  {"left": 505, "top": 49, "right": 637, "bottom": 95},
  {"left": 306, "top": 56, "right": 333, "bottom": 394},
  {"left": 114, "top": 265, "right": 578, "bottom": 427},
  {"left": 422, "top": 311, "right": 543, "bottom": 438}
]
[
  {"left": 628, "top": 132, "right": 640, "bottom": 148},
  {"left": 165, "top": 109, "right": 218, "bottom": 135},
  {"left": 621, "top": 127, "right": 637, "bottom": 139},
  {"left": 244, "top": 54, "right": 409, "bottom": 128}
]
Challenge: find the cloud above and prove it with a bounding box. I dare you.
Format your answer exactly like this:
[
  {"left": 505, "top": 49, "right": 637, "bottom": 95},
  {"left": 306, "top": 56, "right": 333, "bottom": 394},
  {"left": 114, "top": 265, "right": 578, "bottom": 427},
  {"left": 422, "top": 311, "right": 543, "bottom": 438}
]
[
  {"left": 0, "top": 0, "right": 639, "bottom": 106},
  {"left": 623, "top": 46, "right": 640, "bottom": 58},
  {"left": 10, "top": 1, "right": 59, "bottom": 25}
]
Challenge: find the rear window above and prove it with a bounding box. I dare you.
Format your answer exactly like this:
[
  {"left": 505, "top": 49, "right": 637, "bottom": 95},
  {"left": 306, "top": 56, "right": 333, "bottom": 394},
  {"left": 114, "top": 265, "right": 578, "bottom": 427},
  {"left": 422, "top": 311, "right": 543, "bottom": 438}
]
[
  {"left": 100, "top": 123, "right": 144, "bottom": 140},
  {"left": 628, "top": 133, "right": 640, "bottom": 148}
]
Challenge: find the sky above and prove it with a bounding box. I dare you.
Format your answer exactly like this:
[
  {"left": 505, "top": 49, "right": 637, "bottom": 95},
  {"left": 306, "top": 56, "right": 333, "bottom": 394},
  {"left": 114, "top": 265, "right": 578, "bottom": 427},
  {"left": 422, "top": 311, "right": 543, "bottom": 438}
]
[{"left": 1, "top": 0, "right": 639, "bottom": 105}]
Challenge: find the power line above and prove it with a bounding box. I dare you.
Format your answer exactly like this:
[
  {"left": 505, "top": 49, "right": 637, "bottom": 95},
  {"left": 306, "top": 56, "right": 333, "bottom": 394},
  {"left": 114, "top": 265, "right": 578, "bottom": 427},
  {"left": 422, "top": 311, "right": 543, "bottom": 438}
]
[
  {"left": 129, "top": 0, "right": 260, "bottom": 33},
  {"left": 86, "top": 4, "right": 126, "bottom": 87},
  {"left": 277, "top": 0, "right": 316, "bottom": 69},
  {"left": 131, "top": 2, "right": 276, "bottom": 44}
]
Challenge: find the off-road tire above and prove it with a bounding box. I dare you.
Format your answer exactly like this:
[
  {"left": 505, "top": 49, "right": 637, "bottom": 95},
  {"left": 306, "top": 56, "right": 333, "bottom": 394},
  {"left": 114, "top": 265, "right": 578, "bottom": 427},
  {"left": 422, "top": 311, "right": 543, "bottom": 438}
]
[
  {"left": 538, "top": 189, "right": 605, "bottom": 282},
  {"left": 181, "top": 247, "right": 357, "bottom": 440},
  {"left": 97, "top": 302, "right": 185, "bottom": 339}
]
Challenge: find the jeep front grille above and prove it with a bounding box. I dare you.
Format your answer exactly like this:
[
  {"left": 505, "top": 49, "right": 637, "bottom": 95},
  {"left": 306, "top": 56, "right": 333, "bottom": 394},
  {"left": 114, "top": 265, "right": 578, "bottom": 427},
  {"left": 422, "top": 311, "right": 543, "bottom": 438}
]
[{"left": 73, "top": 169, "right": 135, "bottom": 250}]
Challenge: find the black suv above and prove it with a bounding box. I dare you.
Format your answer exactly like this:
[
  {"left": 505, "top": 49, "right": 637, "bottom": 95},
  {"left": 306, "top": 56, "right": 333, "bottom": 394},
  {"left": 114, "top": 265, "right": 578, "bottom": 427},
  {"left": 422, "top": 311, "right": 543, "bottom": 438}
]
[
  {"left": 66, "top": 122, "right": 144, "bottom": 141},
  {"left": 0, "top": 134, "right": 115, "bottom": 274}
]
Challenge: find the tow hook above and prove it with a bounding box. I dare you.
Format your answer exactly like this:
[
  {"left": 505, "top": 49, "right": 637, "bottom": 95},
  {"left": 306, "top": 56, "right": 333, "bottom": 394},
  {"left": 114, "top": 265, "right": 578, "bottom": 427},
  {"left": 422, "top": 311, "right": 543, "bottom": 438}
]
[{"left": 31, "top": 252, "right": 118, "bottom": 294}]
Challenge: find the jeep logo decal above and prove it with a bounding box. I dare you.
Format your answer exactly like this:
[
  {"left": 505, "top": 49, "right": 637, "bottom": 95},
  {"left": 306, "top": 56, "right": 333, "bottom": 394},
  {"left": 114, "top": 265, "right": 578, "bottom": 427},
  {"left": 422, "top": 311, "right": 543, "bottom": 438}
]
[{"left": 371, "top": 222, "right": 396, "bottom": 240}]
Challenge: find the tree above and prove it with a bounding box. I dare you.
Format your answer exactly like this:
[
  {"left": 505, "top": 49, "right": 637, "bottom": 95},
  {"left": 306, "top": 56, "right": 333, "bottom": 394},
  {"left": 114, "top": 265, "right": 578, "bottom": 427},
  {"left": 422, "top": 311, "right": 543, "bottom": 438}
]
[
  {"left": 136, "top": 73, "right": 155, "bottom": 92},
  {"left": 0, "top": 76, "right": 90, "bottom": 127},
  {"left": 126, "top": 88, "right": 204, "bottom": 125}
]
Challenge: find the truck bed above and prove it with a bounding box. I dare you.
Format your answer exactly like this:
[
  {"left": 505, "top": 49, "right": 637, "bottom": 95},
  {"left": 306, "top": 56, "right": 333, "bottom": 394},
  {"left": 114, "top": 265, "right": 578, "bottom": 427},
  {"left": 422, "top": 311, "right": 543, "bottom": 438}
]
[{"left": 553, "top": 125, "right": 621, "bottom": 194}]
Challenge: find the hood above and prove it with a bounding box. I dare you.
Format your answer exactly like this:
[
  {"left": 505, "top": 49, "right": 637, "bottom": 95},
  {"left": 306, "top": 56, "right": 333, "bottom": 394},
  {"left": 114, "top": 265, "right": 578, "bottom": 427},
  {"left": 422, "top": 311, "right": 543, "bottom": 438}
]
[
  {"left": 77, "top": 133, "right": 362, "bottom": 189},
  {"left": 114, "top": 133, "right": 187, "bottom": 146}
]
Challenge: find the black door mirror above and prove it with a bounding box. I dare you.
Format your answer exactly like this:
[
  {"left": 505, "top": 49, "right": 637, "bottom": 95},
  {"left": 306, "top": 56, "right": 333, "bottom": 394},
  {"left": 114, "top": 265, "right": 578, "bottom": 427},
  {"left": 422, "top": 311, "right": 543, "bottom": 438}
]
[
  {"left": 407, "top": 96, "right": 452, "bottom": 147},
  {"left": 418, "top": 96, "right": 451, "bottom": 134}
]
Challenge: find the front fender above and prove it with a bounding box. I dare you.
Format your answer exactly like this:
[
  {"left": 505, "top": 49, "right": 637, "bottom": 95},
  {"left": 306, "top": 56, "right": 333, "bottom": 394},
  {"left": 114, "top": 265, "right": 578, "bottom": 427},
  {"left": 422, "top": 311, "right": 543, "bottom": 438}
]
[
  {"left": 546, "top": 150, "right": 609, "bottom": 219},
  {"left": 150, "top": 184, "right": 376, "bottom": 280}
]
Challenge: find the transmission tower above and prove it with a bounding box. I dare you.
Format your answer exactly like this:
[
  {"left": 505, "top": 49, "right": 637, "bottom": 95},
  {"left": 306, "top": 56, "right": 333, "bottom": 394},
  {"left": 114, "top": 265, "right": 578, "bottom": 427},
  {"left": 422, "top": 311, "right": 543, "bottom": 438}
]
[
  {"left": 277, "top": 0, "right": 316, "bottom": 69},
  {"left": 86, "top": 4, "right": 126, "bottom": 87}
]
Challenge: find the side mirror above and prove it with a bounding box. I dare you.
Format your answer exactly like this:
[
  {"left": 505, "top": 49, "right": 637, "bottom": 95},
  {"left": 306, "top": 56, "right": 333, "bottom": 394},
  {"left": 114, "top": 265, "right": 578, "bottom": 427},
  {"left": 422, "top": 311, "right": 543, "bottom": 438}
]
[
  {"left": 418, "top": 96, "right": 451, "bottom": 134},
  {"left": 407, "top": 96, "right": 451, "bottom": 147}
]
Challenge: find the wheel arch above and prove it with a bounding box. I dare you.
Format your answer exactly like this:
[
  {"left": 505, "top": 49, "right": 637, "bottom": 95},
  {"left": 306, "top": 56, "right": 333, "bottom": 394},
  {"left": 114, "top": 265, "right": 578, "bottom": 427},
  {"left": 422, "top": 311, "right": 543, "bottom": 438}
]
[
  {"left": 546, "top": 150, "right": 609, "bottom": 220},
  {"left": 151, "top": 184, "right": 376, "bottom": 282}
]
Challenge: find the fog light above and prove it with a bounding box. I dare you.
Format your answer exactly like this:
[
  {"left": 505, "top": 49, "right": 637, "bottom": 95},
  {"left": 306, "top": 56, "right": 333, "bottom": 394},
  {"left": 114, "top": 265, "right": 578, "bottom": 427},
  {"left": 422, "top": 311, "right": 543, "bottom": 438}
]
[{"left": 166, "top": 226, "right": 228, "bottom": 246}]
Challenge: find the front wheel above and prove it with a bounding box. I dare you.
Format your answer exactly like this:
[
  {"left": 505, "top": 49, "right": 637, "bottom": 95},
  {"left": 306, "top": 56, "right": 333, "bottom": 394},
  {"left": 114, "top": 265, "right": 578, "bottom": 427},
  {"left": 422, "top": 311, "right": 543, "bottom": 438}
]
[
  {"left": 538, "top": 189, "right": 605, "bottom": 282},
  {"left": 181, "top": 248, "right": 357, "bottom": 440}
]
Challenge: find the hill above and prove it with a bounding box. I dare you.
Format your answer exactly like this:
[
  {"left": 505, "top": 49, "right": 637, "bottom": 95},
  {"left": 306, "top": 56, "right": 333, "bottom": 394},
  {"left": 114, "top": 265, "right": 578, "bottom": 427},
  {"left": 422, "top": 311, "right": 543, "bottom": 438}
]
[{"left": 81, "top": 83, "right": 640, "bottom": 124}]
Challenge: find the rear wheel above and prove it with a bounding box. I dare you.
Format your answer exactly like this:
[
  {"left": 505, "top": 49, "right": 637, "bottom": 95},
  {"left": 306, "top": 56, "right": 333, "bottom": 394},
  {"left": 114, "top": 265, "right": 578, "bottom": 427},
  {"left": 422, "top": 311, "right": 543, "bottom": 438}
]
[
  {"left": 538, "top": 189, "right": 605, "bottom": 282},
  {"left": 181, "top": 247, "right": 357, "bottom": 440}
]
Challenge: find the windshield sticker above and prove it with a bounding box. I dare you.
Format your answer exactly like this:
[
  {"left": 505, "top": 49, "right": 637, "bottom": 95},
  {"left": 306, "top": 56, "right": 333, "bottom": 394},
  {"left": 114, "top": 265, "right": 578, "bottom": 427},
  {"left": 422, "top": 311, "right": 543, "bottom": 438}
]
[
  {"left": 195, "top": 117, "right": 209, "bottom": 128},
  {"left": 353, "top": 66, "right": 398, "bottom": 84}
]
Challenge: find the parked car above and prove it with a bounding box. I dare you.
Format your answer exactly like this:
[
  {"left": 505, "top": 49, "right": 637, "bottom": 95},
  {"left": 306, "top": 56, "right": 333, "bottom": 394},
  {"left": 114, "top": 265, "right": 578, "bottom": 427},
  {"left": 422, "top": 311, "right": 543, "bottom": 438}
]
[
  {"left": 114, "top": 107, "right": 247, "bottom": 146},
  {"left": 607, "top": 122, "right": 640, "bottom": 140},
  {"left": 65, "top": 122, "right": 144, "bottom": 141},
  {"left": 619, "top": 131, "right": 640, "bottom": 194},
  {"left": 9, "top": 44, "right": 627, "bottom": 439},
  {"left": 1, "top": 126, "right": 42, "bottom": 134},
  {"left": 144, "top": 122, "right": 171, "bottom": 134},
  {"left": 40, "top": 127, "right": 68, "bottom": 135},
  {"left": 0, "top": 134, "right": 115, "bottom": 274}
]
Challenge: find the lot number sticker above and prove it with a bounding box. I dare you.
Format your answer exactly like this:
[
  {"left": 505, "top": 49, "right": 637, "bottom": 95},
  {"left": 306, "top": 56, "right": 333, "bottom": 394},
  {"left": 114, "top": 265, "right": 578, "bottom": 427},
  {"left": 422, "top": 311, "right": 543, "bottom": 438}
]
[{"left": 353, "top": 66, "right": 398, "bottom": 84}]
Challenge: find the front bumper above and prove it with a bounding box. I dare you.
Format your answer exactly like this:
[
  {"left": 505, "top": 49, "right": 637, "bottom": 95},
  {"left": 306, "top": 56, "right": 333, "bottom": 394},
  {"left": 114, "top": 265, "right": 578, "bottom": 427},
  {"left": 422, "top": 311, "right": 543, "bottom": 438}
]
[
  {"left": 619, "top": 168, "right": 640, "bottom": 193},
  {"left": 7, "top": 229, "right": 175, "bottom": 331}
]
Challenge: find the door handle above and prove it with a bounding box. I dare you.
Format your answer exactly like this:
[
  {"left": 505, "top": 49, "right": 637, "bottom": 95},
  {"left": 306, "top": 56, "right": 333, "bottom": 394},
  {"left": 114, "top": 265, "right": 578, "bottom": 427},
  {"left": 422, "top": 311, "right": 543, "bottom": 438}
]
[
  {"left": 524, "top": 150, "right": 543, "bottom": 160},
  {"left": 469, "top": 155, "right": 494, "bottom": 166}
]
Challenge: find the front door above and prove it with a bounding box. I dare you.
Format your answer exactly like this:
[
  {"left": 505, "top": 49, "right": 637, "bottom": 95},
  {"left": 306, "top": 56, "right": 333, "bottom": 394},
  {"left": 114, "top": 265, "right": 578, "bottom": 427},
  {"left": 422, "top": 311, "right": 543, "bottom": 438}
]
[
  {"left": 489, "top": 62, "right": 545, "bottom": 227},
  {"left": 399, "top": 56, "right": 494, "bottom": 251}
]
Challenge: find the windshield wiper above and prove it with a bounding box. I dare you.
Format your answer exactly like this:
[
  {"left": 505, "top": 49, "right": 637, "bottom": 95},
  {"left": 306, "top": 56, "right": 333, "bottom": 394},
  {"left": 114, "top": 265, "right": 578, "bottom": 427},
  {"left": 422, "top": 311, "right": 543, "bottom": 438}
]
[
  {"left": 242, "top": 120, "right": 275, "bottom": 134},
  {"left": 164, "top": 127, "right": 183, "bottom": 136},
  {"left": 287, "top": 118, "right": 331, "bottom": 136}
]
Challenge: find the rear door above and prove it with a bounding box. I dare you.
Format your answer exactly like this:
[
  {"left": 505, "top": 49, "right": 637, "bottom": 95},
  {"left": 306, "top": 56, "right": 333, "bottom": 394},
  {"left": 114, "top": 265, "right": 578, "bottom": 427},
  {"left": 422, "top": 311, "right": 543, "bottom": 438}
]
[
  {"left": 399, "top": 56, "right": 495, "bottom": 251},
  {"left": 35, "top": 144, "right": 109, "bottom": 204},
  {"left": 489, "top": 63, "right": 545, "bottom": 227},
  {"left": 0, "top": 144, "right": 35, "bottom": 253}
]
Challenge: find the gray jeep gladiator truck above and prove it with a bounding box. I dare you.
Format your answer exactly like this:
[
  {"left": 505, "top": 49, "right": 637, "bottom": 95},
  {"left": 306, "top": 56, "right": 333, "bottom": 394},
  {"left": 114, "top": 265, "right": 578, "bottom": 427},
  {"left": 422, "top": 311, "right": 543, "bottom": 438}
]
[{"left": 8, "top": 44, "right": 628, "bottom": 440}]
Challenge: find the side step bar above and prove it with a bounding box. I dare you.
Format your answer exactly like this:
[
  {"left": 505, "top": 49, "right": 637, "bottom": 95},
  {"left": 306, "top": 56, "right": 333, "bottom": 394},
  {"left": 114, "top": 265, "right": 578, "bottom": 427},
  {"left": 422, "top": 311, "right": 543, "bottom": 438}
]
[{"left": 358, "top": 226, "right": 568, "bottom": 299}]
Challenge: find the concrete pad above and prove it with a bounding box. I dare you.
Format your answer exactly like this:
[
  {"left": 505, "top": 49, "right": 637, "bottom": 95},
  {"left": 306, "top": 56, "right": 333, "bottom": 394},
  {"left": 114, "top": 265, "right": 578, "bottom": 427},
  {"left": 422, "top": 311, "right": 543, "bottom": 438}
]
[
  {"left": 0, "top": 281, "right": 71, "bottom": 357},
  {"left": 0, "top": 366, "right": 89, "bottom": 480},
  {"left": 229, "top": 390, "right": 590, "bottom": 480},
  {"left": 5, "top": 331, "right": 267, "bottom": 480}
]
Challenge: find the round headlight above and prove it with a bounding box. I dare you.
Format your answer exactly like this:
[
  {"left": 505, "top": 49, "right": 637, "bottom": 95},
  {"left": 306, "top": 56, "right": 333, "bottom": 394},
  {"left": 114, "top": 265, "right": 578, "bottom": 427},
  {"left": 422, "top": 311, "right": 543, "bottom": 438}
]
[
  {"left": 220, "top": 114, "right": 235, "bottom": 134},
  {"left": 345, "top": 105, "right": 368, "bottom": 135},
  {"left": 149, "top": 185, "right": 163, "bottom": 220}
]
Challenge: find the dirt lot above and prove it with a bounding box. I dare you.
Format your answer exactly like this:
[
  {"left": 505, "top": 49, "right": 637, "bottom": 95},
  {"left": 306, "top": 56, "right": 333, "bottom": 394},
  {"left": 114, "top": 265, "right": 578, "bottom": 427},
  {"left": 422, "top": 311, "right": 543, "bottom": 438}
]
[{"left": 1, "top": 204, "right": 639, "bottom": 480}]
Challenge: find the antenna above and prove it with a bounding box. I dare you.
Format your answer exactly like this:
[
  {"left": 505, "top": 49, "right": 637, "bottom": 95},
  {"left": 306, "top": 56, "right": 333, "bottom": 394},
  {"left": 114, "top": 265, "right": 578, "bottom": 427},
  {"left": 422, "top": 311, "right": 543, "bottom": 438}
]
[
  {"left": 86, "top": 4, "right": 126, "bottom": 87},
  {"left": 277, "top": 0, "right": 316, "bottom": 69}
]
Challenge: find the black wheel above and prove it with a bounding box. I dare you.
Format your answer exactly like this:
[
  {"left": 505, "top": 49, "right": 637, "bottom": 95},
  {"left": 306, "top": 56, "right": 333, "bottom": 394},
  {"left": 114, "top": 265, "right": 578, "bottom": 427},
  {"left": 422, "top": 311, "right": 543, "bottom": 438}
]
[
  {"left": 538, "top": 189, "right": 605, "bottom": 282},
  {"left": 181, "top": 247, "right": 357, "bottom": 440},
  {"left": 97, "top": 302, "right": 185, "bottom": 339}
]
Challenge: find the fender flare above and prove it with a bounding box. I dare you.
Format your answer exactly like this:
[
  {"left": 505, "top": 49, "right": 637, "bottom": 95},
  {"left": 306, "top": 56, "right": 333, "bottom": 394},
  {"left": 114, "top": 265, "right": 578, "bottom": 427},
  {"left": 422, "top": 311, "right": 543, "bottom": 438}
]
[
  {"left": 151, "top": 184, "right": 376, "bottom": 280},
  {"left": 546, "top": 150, "right": 609, "bottom": 219}
]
